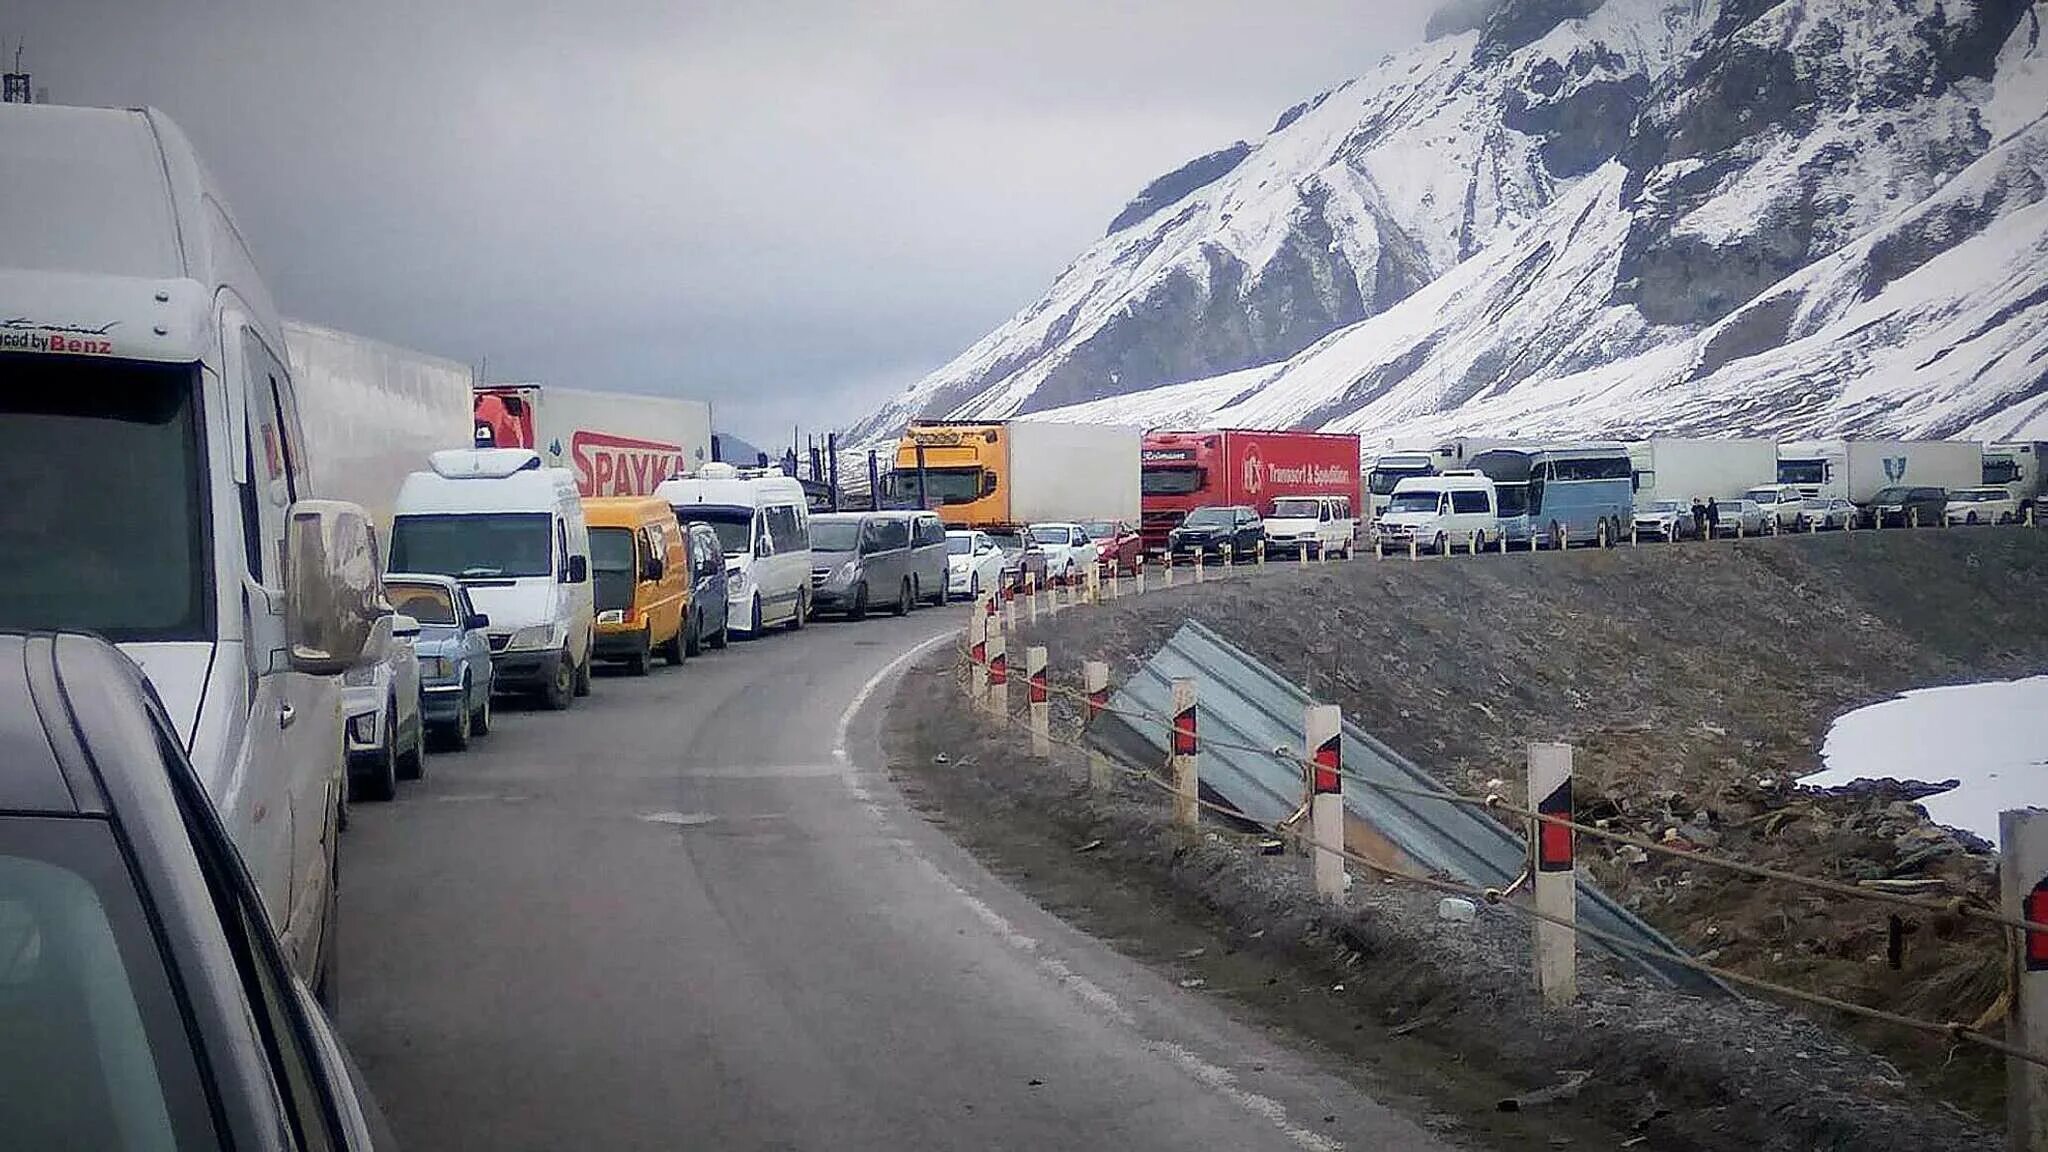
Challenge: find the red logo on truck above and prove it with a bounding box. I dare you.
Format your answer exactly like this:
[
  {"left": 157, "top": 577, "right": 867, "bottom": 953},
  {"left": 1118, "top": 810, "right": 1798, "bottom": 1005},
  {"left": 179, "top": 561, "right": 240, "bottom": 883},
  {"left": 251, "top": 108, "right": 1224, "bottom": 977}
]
[
  {"left": 572, "top": 430, "right": 685, "bottom": 497},
  {"left": 1242, "top": 445, "right": 1264, "bottom": 497}
]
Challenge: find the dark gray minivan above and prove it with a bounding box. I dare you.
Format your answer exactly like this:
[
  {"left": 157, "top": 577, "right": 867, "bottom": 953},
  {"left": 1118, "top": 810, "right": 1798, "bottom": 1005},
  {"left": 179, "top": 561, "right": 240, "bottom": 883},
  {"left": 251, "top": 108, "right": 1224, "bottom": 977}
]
[
  {"left": 808, "top": 512, "right": 916, "bottom": 619},
  {"left": 900, "top": 511, "right": 950, "bottom": 607}
]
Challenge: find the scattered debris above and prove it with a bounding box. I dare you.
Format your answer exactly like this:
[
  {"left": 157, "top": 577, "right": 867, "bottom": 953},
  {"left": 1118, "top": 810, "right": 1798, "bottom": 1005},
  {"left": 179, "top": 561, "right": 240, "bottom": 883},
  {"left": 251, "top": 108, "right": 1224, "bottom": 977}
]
[
  {"left": 1176, "top": 946, "right": 1207, "bottom": 960},
  {"left": 1498, "top": 1070, "right": 1591, "bottom": 1112},
  {"left": 932, "top": 752, "right": 950, "bottom": 765},
  {"left": 1179, "top": 977, "right": 1206, "bottom": 989},
  {"left": 1074, "top": 838, "right": 1104, "bottom": 853},
  {"left": 1437, "top": 897, "right": 1478, "bottom": 924}
]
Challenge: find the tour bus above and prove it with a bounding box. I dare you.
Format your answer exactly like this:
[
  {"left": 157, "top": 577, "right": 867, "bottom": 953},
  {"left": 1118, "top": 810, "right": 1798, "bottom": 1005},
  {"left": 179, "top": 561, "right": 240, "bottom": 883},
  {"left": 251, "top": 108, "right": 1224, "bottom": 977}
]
[
  {"left": 657, "top": 462, "right": 813, "bottom": 637},
  {"left": 0, "top": 103, "right": 388, "bottom": 998},
  {"left": 1467, "top": 443, "right": 1635, "bottom": 548}
]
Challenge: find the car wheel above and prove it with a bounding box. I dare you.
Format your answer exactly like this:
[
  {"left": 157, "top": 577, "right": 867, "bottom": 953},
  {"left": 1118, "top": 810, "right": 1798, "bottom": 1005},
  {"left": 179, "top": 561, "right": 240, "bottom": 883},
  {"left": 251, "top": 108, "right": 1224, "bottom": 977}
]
[
  {"left": 442, "top": 675, "right": 473, "bottom": 752},
  {"left": 396, "top": 699, "right": 427, "bottom": 781},
  {"left": 746, "top": 594, "right": 763, "bottom": 638},
  {"left": 681, "top": 611, "right": 700, "bottom": 659},
  {"left": 848, "top": 583, "right": 869, "bottom": 621},
  {"left": 1967, "top": 511, "right": 1979, "bottom": 525},
  {"left": 541, "top": 649, "right": 574, "bottom": 711},
  {"left": 471, "top": 679, "right": 492, "bottom": 736},
  {"left": 895, "top": 578, "right": 913, "bottom": 616},
  {"left": 710, "top": 613, "right": 730, "bottom": 649},
  {"left": 353, "top": 714, "right": 398, "bottom": 802},
  {"left": 1431, "top": 532, "right": 1446, "bottom": 555},
  {"left": 969, "top": 572, "right": 980, "bottom": 599}
]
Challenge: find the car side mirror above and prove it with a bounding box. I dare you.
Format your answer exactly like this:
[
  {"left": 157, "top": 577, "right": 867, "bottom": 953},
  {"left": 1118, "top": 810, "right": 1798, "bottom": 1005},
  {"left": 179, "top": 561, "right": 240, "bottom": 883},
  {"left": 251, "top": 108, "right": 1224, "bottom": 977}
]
[
  {"left": 565, "top": 555, "right": 588, "bottom": 584},
  {"left": 284, "top": 499, "right": 389, "bottom": 676},
  {"left": 467, "top": 612, "right": 490, "bottom": 630},
  {"left": 643, "top": 555, "right": 665, "bottom": 581},
  {"left": 392, "top": 613, "right": 422, "bottom": 639},
  {"left": 755, "top": 538, "right": 772, "bottom": 558}
]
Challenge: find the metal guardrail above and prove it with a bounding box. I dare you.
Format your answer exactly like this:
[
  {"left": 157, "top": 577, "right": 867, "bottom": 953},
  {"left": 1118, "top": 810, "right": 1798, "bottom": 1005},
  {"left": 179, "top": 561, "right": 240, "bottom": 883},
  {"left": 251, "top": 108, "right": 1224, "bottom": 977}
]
[{"left": 1098, "top": 619, "right": 1730, "bottom": 997}]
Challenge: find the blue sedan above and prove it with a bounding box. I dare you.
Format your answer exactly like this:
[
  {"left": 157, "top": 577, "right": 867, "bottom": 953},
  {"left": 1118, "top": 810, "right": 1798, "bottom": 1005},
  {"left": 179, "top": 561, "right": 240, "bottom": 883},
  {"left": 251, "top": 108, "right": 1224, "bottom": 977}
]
[{"left": 386, "top": 573, "right": 495, "bottom": 751}]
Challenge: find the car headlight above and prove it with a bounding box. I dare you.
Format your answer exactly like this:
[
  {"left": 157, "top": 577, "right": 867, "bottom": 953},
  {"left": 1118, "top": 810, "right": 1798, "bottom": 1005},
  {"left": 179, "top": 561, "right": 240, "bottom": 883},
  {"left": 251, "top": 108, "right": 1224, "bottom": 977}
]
[
  {"left": 343, "top": 664, "right": 378, "bottom": 687},
  {"left": 834, "top": 560, "right": 861, "bottom": 584},
  {"left": 509, "top": 623, "right": 560, "bottom": 651}
]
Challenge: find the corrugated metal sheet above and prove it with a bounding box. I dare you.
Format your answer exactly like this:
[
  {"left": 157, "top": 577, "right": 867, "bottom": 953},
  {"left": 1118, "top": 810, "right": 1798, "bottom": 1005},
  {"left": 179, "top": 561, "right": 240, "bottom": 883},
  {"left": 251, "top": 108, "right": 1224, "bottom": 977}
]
[{"left": 1100, "top": 620, "right": 1728, "bottom": 997}]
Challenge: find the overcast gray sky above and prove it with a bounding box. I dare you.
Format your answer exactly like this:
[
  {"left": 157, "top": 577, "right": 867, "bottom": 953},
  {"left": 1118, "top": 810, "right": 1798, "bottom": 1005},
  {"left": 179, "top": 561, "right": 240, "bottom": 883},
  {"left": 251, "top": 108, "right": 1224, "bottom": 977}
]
[{"left": 10, "top": 0, "right": 1432, "bottom": 445}]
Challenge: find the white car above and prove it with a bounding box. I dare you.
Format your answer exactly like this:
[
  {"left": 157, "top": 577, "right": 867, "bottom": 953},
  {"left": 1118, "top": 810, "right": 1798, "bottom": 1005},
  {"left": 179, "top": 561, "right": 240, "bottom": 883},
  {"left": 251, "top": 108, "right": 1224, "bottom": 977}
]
[
  {"left": 1264, "top": 495, "right": 1357, "bottom": 558},
  {"left": 343, "top": 613, "right": 427, "bottom": 802},
  {"left": 1028, "top": 522, "right": 1100, "bottom": 581},
  {"left": 1377, "top": 473, "right": 1500, "bottom": 554},
  {"left": 1946, "top": 487, "right": 2020, "bottom": 525},
  {"left": 1742, "top": 484, "right": 1808, "bottom": 530},
  {"left": 946, "top": 530, "right": 1008, "bottom": 599},
  {"left": 1795, "top": 497, "right": 1859, "bottom": 531},
  {"left": 1712, "top": 498, "right": 1771, "bottom": 536}
]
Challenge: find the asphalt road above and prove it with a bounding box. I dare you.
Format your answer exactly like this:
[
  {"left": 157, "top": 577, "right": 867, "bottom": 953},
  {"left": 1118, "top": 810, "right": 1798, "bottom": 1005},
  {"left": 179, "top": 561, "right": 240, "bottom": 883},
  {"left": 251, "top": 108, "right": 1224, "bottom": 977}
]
[{"left": 340, "top": 604, "right": 1451, "bottom": 1151}]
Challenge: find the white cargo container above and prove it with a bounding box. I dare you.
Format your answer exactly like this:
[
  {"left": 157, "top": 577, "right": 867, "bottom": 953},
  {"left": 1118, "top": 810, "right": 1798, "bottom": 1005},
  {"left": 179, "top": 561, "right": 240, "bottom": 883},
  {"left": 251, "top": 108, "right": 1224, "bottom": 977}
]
[
  {"left": 1008, "top": 420, "right": 1141, "bottom": 525},
  {"left": 1626, "top": 439, "right": 1779, "bottom": 506},
  {"left": 1777, "top": 439, "right": 1985, "bottom": 504},
  {"left": 473, "top": 382, "right": 712, "bottom": 498},
  {"left": 284, "top": 319, "right": 475, "bottom": 531},
  {"left": 1983, "top": 441, "right": 2048, "bottom": 513}
]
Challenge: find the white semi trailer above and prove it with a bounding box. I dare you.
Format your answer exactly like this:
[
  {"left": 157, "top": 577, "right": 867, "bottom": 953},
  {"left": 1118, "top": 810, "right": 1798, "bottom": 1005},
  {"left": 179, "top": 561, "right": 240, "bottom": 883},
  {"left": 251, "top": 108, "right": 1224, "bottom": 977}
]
[
  {"left": 284, "top": 319, "right": 477, "bottom": 531},
  {"left": 1627, "top": 439, "right": 1779, "bottom": 506},
  {"left": 1776, "top": 439, "right": 1984, "bottom": 504}
]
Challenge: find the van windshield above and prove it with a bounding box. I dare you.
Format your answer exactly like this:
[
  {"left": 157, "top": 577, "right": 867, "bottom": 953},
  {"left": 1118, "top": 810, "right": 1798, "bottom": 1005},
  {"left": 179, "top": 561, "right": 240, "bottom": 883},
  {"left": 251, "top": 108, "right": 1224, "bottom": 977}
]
[
  {"left": 810, "top": 520, "right": 861, "bottom": 553},
  {"left": 0, "top": 356, "right": 210, "bottom": 641},
  {"left": 1270, "top": 498, "right": 1323, "bottom": 518},
  {"left": 687, "top": 505, "right": 753, "bottom": 556},
  {"left": 390, "top": 513, "right": 553, "bottom": 579},
  {"left": 1387, "top": 491, "right": 1440, "bottom": 514}
]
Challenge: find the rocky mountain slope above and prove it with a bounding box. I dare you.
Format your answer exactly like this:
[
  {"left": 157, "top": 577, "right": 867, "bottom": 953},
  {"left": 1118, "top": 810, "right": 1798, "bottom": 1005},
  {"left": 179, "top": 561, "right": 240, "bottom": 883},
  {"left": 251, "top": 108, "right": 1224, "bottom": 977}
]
[{"left": 855, "top": 0, "right": 2048, "bottom": 447}]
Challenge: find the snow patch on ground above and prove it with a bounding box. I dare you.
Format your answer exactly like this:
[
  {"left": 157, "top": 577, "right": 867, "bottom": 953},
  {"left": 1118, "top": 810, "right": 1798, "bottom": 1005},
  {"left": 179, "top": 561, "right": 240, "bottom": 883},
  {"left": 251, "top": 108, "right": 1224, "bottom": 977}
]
[{"left": 1800, "top": 676, "right": 2048, "bottom": 850}]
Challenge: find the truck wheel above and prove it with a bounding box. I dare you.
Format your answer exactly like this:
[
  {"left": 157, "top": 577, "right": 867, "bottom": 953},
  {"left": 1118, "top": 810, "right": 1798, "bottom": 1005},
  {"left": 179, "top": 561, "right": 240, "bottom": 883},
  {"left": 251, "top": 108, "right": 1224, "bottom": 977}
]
[
  {"left": 1549, "top": 522, "right": 1566, "bottom": 551},
  {"left": 1596, "top": 519, "right": 1611, "bottom": 548},
  {"left": 895, "top": 578, "right": 913, "bottom": 617},
  {"left": 848, "top": 583, "right": 869, "bottom": 621},
  {"left": 541, "top": 649, "right": 574, "bottom": 711},
  {"left": 574, "top": 642, "right": 594, "bottom": 697}
]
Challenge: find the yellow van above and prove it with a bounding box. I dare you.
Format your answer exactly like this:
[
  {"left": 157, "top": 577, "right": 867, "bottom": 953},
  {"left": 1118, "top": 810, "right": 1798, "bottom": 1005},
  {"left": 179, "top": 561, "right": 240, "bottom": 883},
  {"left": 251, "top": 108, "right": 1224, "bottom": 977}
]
[{"left": 583, "top": 496, "right": 689, "bottom": 674}]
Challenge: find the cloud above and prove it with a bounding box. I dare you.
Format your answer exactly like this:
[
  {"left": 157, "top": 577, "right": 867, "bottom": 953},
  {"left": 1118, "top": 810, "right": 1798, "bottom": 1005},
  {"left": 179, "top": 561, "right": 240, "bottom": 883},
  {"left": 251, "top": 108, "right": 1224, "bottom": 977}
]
[{"left": 12, "top": 0, "right": 1430, "bottom": 441}]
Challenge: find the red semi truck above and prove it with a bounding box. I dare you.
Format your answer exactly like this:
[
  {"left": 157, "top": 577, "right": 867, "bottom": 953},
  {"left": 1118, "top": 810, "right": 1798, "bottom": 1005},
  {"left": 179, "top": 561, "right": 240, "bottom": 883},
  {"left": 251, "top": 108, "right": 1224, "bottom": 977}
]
[{"left": 1140, "top": 429, "right": 1363, "bottom": 551}]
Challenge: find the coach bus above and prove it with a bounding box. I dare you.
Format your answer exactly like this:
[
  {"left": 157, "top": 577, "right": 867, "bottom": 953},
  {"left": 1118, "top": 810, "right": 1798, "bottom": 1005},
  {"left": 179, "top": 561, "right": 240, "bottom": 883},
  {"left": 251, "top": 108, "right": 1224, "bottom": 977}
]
[{"left": 1467, "top": 442, "right": 1635, "bottom": 549}]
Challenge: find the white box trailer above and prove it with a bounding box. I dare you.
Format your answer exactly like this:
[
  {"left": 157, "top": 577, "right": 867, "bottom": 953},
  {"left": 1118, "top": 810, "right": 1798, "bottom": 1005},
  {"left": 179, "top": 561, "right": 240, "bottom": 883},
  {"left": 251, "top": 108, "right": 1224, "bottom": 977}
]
[
  {"left": 1008, "top": 420, "right": 1142, "bottom": 525},
  {"left": 1626, "top": 439, "right": 1779, "bottom": 506},
  {"left": 473, "top": 383, "right": 712, "bottom": 498},
  {"left": 284, "top": 319, "right": 476, "bottom": 532},
  {"left": 1777, "top": 439, "right": 1985, "bottom": 504}
]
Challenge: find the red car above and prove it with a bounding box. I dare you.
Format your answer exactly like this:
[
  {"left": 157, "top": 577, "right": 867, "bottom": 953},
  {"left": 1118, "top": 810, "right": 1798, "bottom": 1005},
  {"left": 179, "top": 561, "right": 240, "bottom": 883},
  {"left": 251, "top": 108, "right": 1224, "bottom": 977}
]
[{"left": 1082, "top": 519, "right": 1143, "bottom": 576}]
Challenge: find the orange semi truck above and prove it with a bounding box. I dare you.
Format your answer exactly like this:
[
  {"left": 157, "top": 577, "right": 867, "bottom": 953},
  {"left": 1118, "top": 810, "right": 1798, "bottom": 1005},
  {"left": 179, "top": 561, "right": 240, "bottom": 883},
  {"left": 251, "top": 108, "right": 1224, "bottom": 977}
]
[{"left": 886, "top": 420, "right": 1140, "bottom": 529}]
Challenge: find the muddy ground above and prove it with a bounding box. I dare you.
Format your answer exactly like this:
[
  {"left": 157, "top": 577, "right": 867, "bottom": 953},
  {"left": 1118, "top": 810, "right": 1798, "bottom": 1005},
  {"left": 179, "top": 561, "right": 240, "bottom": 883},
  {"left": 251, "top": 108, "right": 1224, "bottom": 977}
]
[{"left": 884, "top": 527, "right": 2048, "bottom": 1145}]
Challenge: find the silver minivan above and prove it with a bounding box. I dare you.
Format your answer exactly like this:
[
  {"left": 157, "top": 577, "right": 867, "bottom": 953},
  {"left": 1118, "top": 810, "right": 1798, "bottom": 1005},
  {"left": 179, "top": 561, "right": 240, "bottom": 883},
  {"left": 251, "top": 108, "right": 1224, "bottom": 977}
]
[
  {"left": 900, "top": 511, "right": 951, "bottom": 607},
  {"left": 808, "top": 512, "right": 917, "bottom": 619}
]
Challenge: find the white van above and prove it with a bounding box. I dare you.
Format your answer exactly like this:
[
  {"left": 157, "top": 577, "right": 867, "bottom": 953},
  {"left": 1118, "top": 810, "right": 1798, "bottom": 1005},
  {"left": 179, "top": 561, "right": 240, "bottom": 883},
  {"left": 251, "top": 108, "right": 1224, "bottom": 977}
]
[
  {"left": 657, "top": 463, "right": 811, "bottom": 637},
  {"left": 1264, "top": 494, "right": 1358, "bottom": 558},
  {"left": 0, "top": 104, "right": 388, "bottom": 996},
  {"left": 1377, "top": 472, "right": 1500, "bottom": 553},
  {"left": 391, "top": 449, "right": 596, "bottom": 709}
]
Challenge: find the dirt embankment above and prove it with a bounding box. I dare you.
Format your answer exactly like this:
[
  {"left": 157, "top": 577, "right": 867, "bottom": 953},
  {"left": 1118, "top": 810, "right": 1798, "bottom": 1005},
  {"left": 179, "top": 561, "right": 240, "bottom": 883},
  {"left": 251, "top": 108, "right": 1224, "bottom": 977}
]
[{"left": 896, "top": 528, "right": 2048, "bottom": 1135}]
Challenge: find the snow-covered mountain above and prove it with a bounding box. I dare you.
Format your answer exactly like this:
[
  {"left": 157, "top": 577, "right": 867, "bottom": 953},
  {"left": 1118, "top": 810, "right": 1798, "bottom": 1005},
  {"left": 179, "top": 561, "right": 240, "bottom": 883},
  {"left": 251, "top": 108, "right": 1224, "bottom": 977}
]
[{"left": 853, "top": 0, "right": 2048, "bottom": 447}]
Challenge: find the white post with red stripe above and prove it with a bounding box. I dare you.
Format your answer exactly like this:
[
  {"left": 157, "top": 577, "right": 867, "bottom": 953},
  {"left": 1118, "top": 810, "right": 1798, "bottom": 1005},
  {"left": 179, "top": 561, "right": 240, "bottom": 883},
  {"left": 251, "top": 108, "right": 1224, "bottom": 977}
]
[
  {"left": 984, "top": 630, "right": 1007, "bottom": 718},
  {"left": 1307, "top": 704, "right": 1344, "bottom": 902},
  {"left": 983, "top": 591, "right": 1000, "bottom": 644},
  {"left": 1195, "top": 549, "right": 1206, "bottom": 583},
  {"left": 1084, "top": 660, "right": 1112, "bottom": 793},
  {"left": 1529, "top": 742, "right": 1576, "bottom": 1007},
  {"left": 1002, "top": 582, "right": 1017, "bottom": 631},
  {"left": 968, "top": 599, "right": 989, "bottom": 704},
  {"left": 1027, "top": 645, "right": 1050, "bottom": 759},
  {"left": 1162, "top": 552, "right": 1174, "bottom": 588},
  {"left": 2001, "top": 808, "right": 2048, "bottom": 1150},
  {"left": 1170, "top": 678, "right": 1198, "bottom": 828},
  {"left": 1025, "top": 572, "right": 1038, "bottom": 625},
  {"left": 1108, "top": 564, "right": 1120, "bottom": 600}
]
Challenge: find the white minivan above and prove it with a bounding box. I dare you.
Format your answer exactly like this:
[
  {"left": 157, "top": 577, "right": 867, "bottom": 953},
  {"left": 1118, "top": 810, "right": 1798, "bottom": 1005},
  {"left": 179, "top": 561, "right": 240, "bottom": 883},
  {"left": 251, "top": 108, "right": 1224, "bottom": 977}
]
[
  {"left": 657, "top": 463, "right": 811, "bottom": 637},
  {"left": 1377, "top": 472, "right": 1501, "bottom": 553},
  {"left": 0, "top": 104, "right": 388, "bottom": 998},
  {"left": 391, "top": 449, "right": 596, "bottom": 709},
  {"left": 1264, "top": 494, "right": 1358, "bottom": 558}
]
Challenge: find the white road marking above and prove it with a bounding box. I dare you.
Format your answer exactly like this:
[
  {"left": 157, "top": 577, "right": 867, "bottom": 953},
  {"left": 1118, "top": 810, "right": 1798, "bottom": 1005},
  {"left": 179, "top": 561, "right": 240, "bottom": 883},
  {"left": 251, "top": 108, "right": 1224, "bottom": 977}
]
[{"left": 832, "top": 627, "right": 1343, "bottom": 1152}]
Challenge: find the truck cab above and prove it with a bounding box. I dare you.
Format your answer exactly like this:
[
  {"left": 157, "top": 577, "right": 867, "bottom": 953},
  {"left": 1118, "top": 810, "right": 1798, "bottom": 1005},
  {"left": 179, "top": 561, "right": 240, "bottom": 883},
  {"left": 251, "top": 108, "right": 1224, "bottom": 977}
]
[{"left": 0, "top": 103, "right": 389, "bottom": 992}]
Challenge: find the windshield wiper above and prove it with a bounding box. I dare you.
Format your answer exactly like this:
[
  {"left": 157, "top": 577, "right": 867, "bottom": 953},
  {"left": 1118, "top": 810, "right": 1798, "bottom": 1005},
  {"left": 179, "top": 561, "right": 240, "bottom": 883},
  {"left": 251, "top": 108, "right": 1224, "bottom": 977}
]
[{"left": 458, "top": 566, "right": 505, "bottom": 578}]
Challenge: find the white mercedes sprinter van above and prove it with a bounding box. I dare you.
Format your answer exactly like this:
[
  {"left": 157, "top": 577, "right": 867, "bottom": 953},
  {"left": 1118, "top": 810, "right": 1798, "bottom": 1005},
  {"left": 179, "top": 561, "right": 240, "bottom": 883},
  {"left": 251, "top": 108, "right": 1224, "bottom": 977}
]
[
  {"left": 391, "top": 449, "right": 596, "bottom": 709},
  {"left": 0, "top": 104, "right": 388, "bottom": 996},
  {"left": 656, "top": 462, "right": 811, "bottom": 637}
]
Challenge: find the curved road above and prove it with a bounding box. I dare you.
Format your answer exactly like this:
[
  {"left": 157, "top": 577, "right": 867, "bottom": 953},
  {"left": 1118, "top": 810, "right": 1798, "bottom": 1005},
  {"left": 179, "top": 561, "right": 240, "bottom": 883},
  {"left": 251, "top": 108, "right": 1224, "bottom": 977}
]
[{"left": 340, "top": 605, "right": 1449, "bottom": 1151}]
